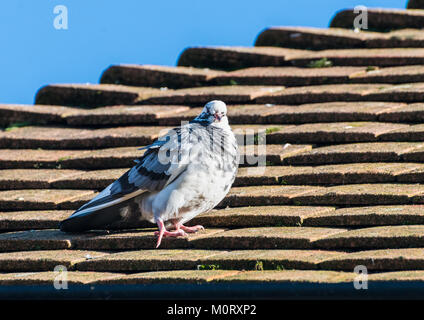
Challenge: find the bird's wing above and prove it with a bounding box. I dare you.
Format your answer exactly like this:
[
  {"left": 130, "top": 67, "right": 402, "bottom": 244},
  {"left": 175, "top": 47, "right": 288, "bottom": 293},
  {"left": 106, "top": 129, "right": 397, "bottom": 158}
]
[{"left": 64, "top": 125, "right": 195, "bottom": 220}]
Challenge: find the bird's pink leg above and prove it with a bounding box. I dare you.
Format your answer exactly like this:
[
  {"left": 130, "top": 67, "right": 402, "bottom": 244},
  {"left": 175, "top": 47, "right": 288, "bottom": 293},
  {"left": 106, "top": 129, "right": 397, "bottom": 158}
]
[
  {"left": 154, "top": 218, "right": 187, "bottom": 248},
  {"left": 175, "top": 222, "right": 204, "bottom": 234}
]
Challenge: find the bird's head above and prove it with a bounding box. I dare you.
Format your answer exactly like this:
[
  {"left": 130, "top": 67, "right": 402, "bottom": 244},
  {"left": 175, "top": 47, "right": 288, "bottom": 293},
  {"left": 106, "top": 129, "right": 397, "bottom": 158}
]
[{"left": 192, "top": 100, "right": 229, "bottom": 127}]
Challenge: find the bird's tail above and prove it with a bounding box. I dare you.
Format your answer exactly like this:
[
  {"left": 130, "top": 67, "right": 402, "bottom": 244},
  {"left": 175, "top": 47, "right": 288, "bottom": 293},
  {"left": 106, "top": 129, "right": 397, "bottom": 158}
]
[{"left": 59, "top": 188, "right": 149, "bottom": 232}]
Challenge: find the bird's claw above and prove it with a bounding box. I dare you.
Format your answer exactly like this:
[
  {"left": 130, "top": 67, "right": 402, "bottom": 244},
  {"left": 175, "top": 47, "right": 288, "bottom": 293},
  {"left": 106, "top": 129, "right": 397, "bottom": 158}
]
[
  {"left": 154, "top": 229, "right": 187, "bottom": 237},
  {"left": 154, "top": 219, "right": 205, "bottom": 248},
  {"left": 179, "top": 225, "right": 204, "bottom": 233},
  {"left": 155, "top": 229, "right": 187, "bottom": 248}
]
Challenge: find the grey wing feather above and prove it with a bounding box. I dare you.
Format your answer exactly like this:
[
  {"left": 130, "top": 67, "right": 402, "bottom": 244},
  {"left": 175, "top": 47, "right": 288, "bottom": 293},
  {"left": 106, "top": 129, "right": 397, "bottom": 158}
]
[
  {"left": 66, "top": 126, "right": 190, "bottom": 218},
  {"left": 59, "top": 123, "right": 229, "bottom": 232}
]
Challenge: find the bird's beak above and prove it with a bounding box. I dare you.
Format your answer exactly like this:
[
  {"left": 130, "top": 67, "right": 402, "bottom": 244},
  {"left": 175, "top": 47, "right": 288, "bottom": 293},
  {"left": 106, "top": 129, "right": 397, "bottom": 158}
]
[{"left": 214, "top": 113, "right": 222, "bottom": 122}]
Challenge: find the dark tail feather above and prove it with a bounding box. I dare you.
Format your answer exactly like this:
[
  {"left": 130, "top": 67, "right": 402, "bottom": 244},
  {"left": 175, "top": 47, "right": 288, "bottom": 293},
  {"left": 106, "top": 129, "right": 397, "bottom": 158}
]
[{"left": 59, "top": 196, "right": 146, "bottom": 232}]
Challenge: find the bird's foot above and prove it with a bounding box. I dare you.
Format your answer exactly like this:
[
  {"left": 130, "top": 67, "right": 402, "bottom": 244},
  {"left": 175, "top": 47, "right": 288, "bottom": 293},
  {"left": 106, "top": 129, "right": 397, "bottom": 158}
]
[
  {"left": 154, "top": 229, "right": 187, "bottom": 237},
  {"left": 155, "top": 218, "right": 187, "bottom": 248},
  {"left": 178, "top": 224, "right": 204, "bottom": 234}
]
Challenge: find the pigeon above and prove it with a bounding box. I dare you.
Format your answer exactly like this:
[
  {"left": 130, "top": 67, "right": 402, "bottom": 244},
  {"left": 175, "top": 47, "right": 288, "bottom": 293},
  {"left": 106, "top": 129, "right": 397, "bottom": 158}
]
[{"left": 59, "top": 100, "right": 240, "bottom": 248}]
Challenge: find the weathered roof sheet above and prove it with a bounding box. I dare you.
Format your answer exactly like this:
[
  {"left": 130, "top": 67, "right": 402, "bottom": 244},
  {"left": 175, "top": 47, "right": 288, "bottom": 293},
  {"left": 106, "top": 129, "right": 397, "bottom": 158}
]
[{"left": 2, "top": 0, "right": 424, "bottom": 297}]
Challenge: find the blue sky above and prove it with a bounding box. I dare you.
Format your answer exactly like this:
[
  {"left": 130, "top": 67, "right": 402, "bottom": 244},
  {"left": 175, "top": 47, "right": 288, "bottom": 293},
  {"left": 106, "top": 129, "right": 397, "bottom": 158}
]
[{"left": 0, "top": 0, "right": 405, "bottom": 104}]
